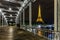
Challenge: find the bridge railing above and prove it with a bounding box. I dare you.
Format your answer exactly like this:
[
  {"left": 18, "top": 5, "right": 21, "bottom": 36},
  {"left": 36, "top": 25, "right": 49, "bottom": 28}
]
[{"left": 20, "top": 25, "right": 60, "bottom": 40}]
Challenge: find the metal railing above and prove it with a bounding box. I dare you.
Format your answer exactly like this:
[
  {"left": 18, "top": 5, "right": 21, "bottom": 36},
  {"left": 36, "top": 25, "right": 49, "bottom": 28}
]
[{"left": 20, "top": 26, "right": 60, "bottom": 40}]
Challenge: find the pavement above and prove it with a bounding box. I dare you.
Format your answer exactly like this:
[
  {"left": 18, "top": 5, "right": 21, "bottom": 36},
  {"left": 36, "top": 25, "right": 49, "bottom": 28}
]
[{"left": 0, "top": 26, "right": 48, "bottom": 40}]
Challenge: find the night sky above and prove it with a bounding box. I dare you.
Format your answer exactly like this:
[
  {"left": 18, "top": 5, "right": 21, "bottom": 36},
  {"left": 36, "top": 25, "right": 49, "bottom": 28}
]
[{"left": 24, "top": 0, "right": 54, "bottom": 24}]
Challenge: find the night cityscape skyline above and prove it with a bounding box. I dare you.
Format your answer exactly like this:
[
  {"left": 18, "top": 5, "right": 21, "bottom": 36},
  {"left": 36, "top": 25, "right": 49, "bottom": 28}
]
[{"left": 24, "top": 0, "right": 54, "bottom": 24}]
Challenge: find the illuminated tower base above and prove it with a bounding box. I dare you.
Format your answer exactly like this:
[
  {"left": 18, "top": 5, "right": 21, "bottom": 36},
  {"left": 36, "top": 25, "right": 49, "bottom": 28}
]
[{"left": 36, "top": 17, "right": 44, "bottom": 23}]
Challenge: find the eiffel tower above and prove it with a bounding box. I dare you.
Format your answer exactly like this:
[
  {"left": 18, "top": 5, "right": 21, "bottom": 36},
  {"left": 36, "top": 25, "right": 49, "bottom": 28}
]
[{"left": 36, "top": 5, "right": 44, "bottom": 24}]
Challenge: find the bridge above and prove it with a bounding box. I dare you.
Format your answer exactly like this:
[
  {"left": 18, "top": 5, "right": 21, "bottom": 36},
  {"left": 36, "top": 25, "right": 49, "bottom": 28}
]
[
  {"left": 0, "top": 0, "right": 34, "bottom": 26},
  {"left": 0, "top": 0, "right": 48, "bottom": 40}
]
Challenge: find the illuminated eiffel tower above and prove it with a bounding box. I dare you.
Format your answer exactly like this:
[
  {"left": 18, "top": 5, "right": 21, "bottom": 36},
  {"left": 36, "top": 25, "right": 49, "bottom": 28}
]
[{"left": 36, "top": 5, "right": 44, "bottom": 24}]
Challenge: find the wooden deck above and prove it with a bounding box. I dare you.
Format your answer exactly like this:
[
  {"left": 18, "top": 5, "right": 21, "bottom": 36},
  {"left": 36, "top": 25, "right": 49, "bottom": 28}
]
[{"left": 0, "top": 26, "right": 48, "bottom": 40}]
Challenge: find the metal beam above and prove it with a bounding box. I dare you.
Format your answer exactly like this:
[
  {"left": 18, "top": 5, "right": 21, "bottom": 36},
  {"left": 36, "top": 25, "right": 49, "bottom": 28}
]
[
  {"left": 29, "top": 2, "right": 32, "bottom": 27},
  {"left": 23, "top": 9, "right": 25, "bottom": 26}
]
